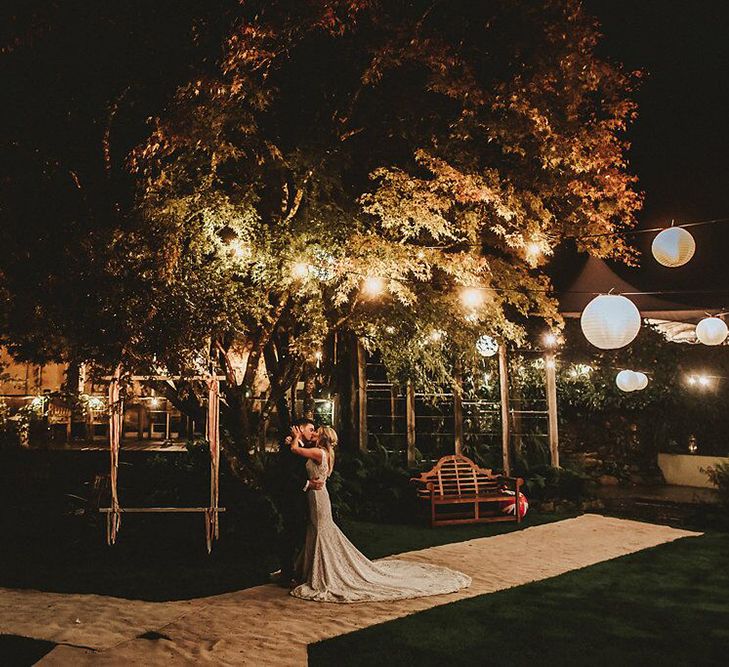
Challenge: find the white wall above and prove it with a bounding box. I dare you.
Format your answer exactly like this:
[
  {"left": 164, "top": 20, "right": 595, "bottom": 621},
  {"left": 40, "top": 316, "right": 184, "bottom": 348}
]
[{"left": 657, "top": 453, "right": 729, "bottom": 488}]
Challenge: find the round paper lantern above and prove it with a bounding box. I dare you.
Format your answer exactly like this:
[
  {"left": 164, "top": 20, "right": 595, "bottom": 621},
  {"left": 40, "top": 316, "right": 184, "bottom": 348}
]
[
  {"left": 580, "top": 294, "right": 641, "bottom": 350},
  {"left": 616, "top": 370, "right": 640, "bottom": 392},
  {"left": 696, "top": 317, "right": 728, "bottom": 346},
  {"left": 476, "top": 335, "right": 499, "bottom": 357},
  {"left": 651, "top": 227, "right": 696, "bottom": 267},
  {"left": 634, "top": 372, "right": 648, "bottom": 390}
]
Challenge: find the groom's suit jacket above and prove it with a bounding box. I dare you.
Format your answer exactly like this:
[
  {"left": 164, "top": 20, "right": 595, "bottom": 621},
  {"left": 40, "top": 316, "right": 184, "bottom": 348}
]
[{"left": 278, "top": 436, "right": 309, "bottom": 498}]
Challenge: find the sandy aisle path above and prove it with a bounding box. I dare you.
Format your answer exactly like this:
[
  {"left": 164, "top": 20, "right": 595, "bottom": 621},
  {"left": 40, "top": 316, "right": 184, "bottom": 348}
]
[{"left": 2, "top": 514, "right": 699, "bottom": 666}]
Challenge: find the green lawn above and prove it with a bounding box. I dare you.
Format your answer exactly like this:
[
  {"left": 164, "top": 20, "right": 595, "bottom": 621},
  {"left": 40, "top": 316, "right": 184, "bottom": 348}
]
[{"left": 310, "top": 531, "right": 729, "bottom": 667}]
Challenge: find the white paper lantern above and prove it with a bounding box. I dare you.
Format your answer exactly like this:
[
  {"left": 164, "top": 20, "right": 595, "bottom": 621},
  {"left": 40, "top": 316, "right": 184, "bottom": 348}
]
[
  {"left": 651, "top": 227, "right": 696, "bottom": 267},
  {"left": 696, "top": 317, "right": 728, "bottom": 346},
  {"left": 616, "top": 370, "right": 640, "bottom": 392},
  {"left": 580, "top": 294, "right": 641, "bottom": 350},
  {"left": 476, "top": 335, "right": 499, "bottom": 357},
  {"left": 634, "top": 372, "right": 648, "bottom": 390}
]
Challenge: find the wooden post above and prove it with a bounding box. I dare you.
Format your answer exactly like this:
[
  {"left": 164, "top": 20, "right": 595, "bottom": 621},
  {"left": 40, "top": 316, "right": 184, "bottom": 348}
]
[
  {"left": 498, "top": 345, "right": 511, "bottom": 476},
  {"left": 453, "top": 363, "right": 463, "bottom": 456},
  {"left": 137, "top": 404, "right": 144, "bottom": 441},
  {"left": 390, "top": 385, "right": 397, "bottom": 438},
  {"left": 406, "top": 381, "right": 416, "bottom": 467},
  {"left": 356, "top": 338, "right": 368, "bottom": 452},
  {"left": 545, "top": 352, "right": 560, "bottom": 468}
]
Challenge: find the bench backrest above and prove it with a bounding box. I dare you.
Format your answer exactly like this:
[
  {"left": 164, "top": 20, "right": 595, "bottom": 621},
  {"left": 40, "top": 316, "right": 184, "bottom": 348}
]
[{"left": 413, "top": 454, "right": 501, "bottom": 498}]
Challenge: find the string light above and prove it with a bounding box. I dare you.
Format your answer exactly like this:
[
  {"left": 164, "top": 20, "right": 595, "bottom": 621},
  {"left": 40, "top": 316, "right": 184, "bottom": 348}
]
[
  {"left": 362, "top": 276, "right": 385, "bottom": 297},
  {"left": 525, "top": 241, "right": 543, "bottom": 263},
  {"left": 686, "top": 374, "right": 714, "bottom": 388},
  {"left": 461, "top": 287, "right": 485, "bottom": 309},
  {"left": 228, "top": 239, "right": 251, "bottom": 260},
  {"left": 291, "top": 262, "right": 311, "bottom": 280},
  {"left": 543, "top": 331, "right": 560, "bottom": 347}
]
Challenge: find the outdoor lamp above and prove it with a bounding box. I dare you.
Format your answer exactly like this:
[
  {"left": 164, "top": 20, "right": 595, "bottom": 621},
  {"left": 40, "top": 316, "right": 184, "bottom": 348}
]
[
  {"left": 695, "top": 317, "right": 728, "bottom": 346},
  {"left": 634, "top": 372, "right": 648, "bottom": 390},
  {"left": 580, "top": 294, "right": 641, "bottom": 349},
  {"left": 651, "top": 227, "right": 696, "bottom": 267},
  {"left": 616, "top": 369, "right": 639, "bottom": 392}
]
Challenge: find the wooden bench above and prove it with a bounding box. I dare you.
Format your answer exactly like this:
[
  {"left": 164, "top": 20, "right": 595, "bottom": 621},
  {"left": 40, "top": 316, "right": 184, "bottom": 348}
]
[{"left": 411, "top": 454, "right": 524, "bottom": 527}]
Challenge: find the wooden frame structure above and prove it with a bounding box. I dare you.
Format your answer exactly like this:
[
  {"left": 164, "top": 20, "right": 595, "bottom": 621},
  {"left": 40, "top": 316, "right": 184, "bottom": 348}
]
[
  {"left": 99, "top": 368, "right": 226, "bottom": 553},
  {"left": 356, "top": 340, "right": 560, "bottom": 474}
]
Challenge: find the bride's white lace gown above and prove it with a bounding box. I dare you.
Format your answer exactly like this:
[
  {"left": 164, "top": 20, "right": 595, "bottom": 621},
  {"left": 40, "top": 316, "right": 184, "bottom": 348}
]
[{"left": 290, "top": 452, "right": 471, "bottom": 603}]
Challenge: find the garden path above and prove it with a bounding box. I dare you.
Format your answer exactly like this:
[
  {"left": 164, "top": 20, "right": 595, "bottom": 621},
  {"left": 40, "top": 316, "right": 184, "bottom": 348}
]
[{"left": 1, "top": 514, "right": 700, "bottom": 666}]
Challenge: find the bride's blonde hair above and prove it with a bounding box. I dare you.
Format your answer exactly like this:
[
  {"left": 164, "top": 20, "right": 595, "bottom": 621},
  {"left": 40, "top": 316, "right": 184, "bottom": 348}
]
[{"left": 317, "top": 426, "right": 337, "bottom": 476}]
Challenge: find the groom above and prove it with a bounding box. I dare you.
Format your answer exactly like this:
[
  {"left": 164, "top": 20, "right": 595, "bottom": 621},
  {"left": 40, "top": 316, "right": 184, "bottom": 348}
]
[{"left": 276, "top": 416, "right": 323, "bottom": 586}]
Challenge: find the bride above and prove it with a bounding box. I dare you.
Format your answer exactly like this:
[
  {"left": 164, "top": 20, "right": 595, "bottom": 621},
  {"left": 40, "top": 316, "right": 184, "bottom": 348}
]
[{"left": 287, "top": 425, "right": 471, "bottom": 603}]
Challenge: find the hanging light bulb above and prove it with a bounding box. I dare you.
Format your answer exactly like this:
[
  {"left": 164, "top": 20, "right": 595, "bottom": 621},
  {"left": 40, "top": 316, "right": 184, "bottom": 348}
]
[
  {"left": 651, "top": 227, "right": 696, "bottom": 267},
  {"left": 228, "top": 239, "right": 251, "bottom": 260},
  {"left": 543, "top": 331, "right": 560, "bottom": 348},
  {"left": 461, "top": 287, "right": 484, "bottom": 309},
  {"left": 580, "top": 294, "right": 641, "bottom": 349},
  {"left": 291, "top": 262, "right": 311, "bottom": 280},
  {"left": 525, "top": 242, "right": 542, "bottom": 263},
  {"left": 429, "top": 329, "right": 446, "bottom": 343},
  {"left": 362, "top": 276, "right": 385, "bottom": 297},
  {"left": 695, "top": 317, "right": 728, "bottom": 346}
]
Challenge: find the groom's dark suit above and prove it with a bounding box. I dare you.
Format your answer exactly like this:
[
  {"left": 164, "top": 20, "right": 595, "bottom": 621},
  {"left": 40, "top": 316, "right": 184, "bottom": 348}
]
[{"left": 277, "top": 436, "right": 309, "bottom": 580}]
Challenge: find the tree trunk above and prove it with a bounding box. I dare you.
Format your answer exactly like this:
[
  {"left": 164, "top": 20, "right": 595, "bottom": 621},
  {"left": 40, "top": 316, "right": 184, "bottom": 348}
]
[{"left": 302, "top": 365, "right": 316, "bottom": 419}]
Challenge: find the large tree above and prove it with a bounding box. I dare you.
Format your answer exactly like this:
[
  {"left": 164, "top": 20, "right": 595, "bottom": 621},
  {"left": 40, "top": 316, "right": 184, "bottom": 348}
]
[{"left": 1, "top": 0, "right": 641, "bottom": 471}]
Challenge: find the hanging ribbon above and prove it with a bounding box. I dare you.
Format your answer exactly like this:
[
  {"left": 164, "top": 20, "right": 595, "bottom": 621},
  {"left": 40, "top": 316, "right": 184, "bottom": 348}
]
[
  {"left": 205, "top": 372, "right": 221, "bottom": 553},
  {"left": 107, "top": 364, "right": 123, "bottom": 545}
]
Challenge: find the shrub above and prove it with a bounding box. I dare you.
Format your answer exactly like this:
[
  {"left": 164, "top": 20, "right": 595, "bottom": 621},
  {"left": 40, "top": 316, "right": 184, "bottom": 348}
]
[
  {"left": 522, "top": 464, "right": 594, "bottom": 504},
  {"left": 704, "top": 463, "right": 729, "bottom": 507},
  {"left": 330, "top": 444, "right": 418, "bottom": 523}
]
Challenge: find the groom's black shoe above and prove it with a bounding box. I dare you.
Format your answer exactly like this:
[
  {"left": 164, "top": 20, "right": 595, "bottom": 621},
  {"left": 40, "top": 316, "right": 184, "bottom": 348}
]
[{"left": 270, "top": 569, "right": 300, "bottom": 588}]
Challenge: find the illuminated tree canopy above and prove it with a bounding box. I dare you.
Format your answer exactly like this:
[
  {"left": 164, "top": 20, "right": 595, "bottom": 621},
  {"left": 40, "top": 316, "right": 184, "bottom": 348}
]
[{"left": 0, "top": 0, "right": 642, "bottom": 461}]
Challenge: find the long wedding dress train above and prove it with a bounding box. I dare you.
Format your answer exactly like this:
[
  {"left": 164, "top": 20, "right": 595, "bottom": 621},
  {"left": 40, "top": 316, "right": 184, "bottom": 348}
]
[{"left": 290, "top": 452, "right": 471, "bottom": 603}]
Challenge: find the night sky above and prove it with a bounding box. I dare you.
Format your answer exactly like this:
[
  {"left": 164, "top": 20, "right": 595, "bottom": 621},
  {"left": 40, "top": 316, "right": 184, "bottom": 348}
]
[{"left": 578, "top": 0, "right": 729, "bottom": 304}]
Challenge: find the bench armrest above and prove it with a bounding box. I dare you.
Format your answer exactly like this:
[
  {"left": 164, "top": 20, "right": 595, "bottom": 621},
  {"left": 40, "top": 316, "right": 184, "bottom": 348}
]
[
  {"left": 496, "top": 476, "right": 524, "bottom": 491},
  {"left": 410, "top": 477, "right": 435, "bottom": 495}
]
